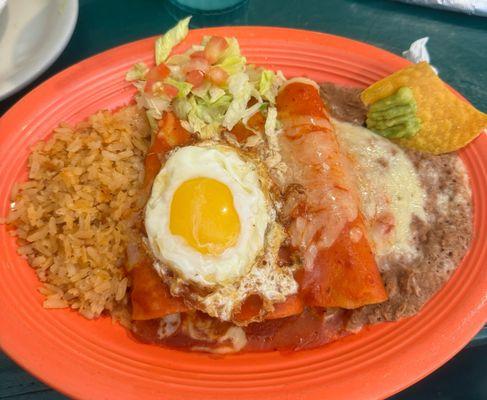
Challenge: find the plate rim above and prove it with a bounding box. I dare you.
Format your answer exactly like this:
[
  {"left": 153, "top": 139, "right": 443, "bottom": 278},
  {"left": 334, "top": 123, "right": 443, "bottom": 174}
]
[{"left": 0, "top": 26, "right": 486, "bottom": 400}]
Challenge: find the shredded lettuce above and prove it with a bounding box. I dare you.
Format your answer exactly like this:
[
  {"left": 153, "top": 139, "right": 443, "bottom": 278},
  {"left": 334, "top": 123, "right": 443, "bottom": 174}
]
[
  {"left": 208, "top": 86, "right": 226, "bottom": 103},
  {"left": 187, "top": 108, "right": 206, "bottom": 133},
  {"left": 242, "top": 101, "right": 263, "bottom": 125},
  {"left": 146, "top": 110, "right": 159, "bottom": 132},
  {"left": 125, "top": 62, "right": 149, "bottom": 81},
  {"left": 223, "top": 72, "right": 252, "bottom": 130},
  {"left": 197, "top": 96, "right": 229, "bottom": 122},
  {"left": 209, "top": 93, "right": 232, "bottom": 110},
  {"left": 258, "top": 70, "right": 276, "bottom": 103},
  {"left": 259, "top": 70, "right": 286, "bottom": 104},
  {"left": 180, "top": 120, "right": 193, "bottom": 133},
  {"left": 214, "top": 38, "right": 246, "bottom": 75},
  {"left": 172, "top": 98, "right": 191, "bottom": 120},
  {"left": 276, "top": 70, "right": 286, "bottom": 82},
  {"left": 264, "top": 106, "right": 278, "bottom": 137},
  {"left": 132, "top": 80, "right": 146, "bottom": 92},
  {"left": 165, "top": 77, "right": 193, "bottom": 98},
  {"left": 259, "top": 70, "right": 274, "bottom": 96},
  {"left": 147, "top": 96, "right": 170, "bottom": 117},
  {"left": 199, "top": 121, "right": 221, "bottom": 139},
  {"left": 246, "top": 65, "right": 262, "bottom": 83},
  {"left": 187, "top": 97, "right": 223, "bottom": 139},
  {"left": 183, "top": 93, "right": 233, "bottom": 138},
  {"left": 250, "top": 87, "right": 262, "bottom": 103},
  {"left": 191, "top": 81, "right": 211, "bottom": 99},
  {"left": 217, "top": 55, "right": 246, "bottom": 75},
  {"left": 155, "top": 16, "right": 191, "bottom": 65},
  {"left": 128, "top": 18, "right": 290, "bottom": 140}
]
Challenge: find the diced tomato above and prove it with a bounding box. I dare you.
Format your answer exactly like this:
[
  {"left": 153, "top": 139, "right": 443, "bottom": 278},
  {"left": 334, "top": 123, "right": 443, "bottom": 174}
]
[
  {"left": 204, "top": 36, "right": 228, "bottom": 64},
  {"left": 144, "top": 81, "right": 155, "bottom": 94},
  {"left": 162, "top": 83, "right": 179, "bottom": 99},
  {"left": 185, "top": 70, "right": 205, "bottom": 87},
  {"left": 182, "top": 57, "right": 210, "bottom": 75},
  {"left": 190, "top": 50, "right": 205, "bottom": 59},
  {"left": 144, "top": 64, "right": 171, "bottom": 94},
  {"left": 147, "top": 64, "right": 170, "bottom": 81},
  {"left": 207, "top": 66, "right": 229, "bottom": 86},
  {"left": 182, "top": 56, "right": 210, "bottom": 88}
]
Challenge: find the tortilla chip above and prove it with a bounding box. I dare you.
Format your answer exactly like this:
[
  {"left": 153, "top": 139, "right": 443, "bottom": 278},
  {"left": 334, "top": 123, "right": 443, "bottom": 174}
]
[{"left": 361, "top": 62, "right": 487, "bottom": 154}]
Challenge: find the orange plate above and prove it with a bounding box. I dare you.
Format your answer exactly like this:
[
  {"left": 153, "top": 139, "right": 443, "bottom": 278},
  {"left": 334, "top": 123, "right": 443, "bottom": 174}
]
[{"left": 0, "top": 27, "right": 486, "bottom": 400}]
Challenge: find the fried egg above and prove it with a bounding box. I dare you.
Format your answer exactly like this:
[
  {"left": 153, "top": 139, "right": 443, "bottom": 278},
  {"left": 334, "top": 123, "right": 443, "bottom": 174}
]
[
  {"left": 144, "top": 143, "right": 298, "bottom": 323},
  {"left": 145, "top": 143, "right": 270, "bottom": 286}
]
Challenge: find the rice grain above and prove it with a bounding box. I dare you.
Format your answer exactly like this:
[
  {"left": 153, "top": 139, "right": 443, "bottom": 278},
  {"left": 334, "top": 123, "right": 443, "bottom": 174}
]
[{"left": 7, "top": 106, "right": 151, "bottom": 323}]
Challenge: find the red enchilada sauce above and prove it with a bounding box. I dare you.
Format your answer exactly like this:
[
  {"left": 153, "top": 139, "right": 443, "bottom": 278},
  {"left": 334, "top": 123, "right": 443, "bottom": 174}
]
[
  {"left": 132, "top": 308, "right": 350, "bottom": 352},
  {"left": 128, "top": 82, "right": 386, "bottom": 353}
]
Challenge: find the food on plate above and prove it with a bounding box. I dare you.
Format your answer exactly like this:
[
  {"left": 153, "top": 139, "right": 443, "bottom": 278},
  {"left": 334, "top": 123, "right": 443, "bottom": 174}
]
[
  {"left": 143, "top": 143, "right": 297, "bottom": 323},
  {"left": 276, "top": 80, "right": 387, "bottom": 309},
  {"left": 361, "top": 62, "right": 487, "bottom": 154},
  {"left": 365, "top": 87, "right": 420, "bottom": 139},
  {"left": 6, "top": 108, "right": 150, "bottom": 323},
  {"left": 5, "top": 20, "right": 476, "bottom": 353}
]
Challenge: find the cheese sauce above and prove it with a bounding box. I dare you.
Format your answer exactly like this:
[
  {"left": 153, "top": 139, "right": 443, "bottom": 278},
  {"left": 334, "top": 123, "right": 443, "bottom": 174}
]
[{"left": 333, "top": 119, "right": 426, "bottom": 258}]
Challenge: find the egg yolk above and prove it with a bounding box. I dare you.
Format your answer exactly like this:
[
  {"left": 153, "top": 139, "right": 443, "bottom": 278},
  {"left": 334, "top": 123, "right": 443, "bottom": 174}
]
[{"left": 170, "top": 178, "right": 241, "bottom": 255}]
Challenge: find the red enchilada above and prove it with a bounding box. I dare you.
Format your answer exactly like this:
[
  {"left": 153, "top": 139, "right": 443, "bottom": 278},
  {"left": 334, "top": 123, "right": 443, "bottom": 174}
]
[{"left": 129, "top": 80, "right": 387, "bottom": 352}]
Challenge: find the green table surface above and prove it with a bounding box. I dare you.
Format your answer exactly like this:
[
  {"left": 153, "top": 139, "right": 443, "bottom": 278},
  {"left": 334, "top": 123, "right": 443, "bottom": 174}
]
[{"left": 0, "top": 0, "right": 486, "bottom": 398}]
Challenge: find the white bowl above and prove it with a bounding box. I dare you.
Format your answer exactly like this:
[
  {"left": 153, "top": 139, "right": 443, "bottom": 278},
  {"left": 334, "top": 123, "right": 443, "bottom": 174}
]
[{"left": 0, "top": 0, "right": 78, "bottom": 100}]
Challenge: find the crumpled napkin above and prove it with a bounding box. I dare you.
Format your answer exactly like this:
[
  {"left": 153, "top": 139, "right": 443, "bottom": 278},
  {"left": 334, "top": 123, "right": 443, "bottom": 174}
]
[
  {"left": 394, "top": 0, "right": 487, "bottom": 17},
  {"left": 402, "top": 37, "right": 438, "bottom": 74}
]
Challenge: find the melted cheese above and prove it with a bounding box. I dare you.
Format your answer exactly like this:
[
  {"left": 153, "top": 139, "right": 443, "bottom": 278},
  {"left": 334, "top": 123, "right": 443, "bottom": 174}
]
[
  {"left": 157, "top": 313, "right": 181, "bottom": 339},
  {"left": 184, "top": 317, "right": 248, "bottom": 354},
  {"left": 190, "top": 326, "right": 247, "bottom": 354},
  {"left": 333, "top": 119, "right": 426, "bottom": 258}
]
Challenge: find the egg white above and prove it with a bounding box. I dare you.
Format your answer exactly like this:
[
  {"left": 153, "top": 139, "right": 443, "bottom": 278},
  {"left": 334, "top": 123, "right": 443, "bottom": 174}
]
[{"left": 145, "top": 144, "right": 271, "bottom": 287}]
